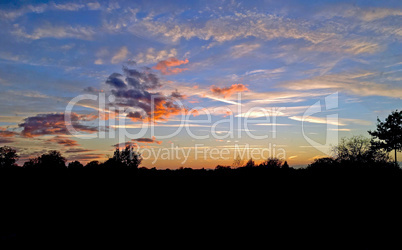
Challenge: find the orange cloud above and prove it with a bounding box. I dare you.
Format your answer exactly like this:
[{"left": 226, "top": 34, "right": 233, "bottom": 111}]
[
  {"left": 151, "top": 97, "right": 184, "bottom": 121},
  {"left": 0, "top": 128, "right": 17, "bottom": 144},
  {"left": 153, "top": 57, "right": 189, "bottom": 75},
  {"left": 0, "top": 127, "right": 17, "bottom": 138},
  {"left": 210, "top": 84, "right": 248, "bottom": 98},
  {"left": 47, "top": 136, "right": 79, "bottom": 147}
]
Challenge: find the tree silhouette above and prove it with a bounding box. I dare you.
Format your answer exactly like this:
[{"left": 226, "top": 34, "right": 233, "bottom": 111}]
[
  {"left": 231, "top": 156, "right": 244, "bottom": 168},
  {"left": 245, "top": 158, "right": 255, "bottom": 168},
  {"left": 260, "top": 157, "right": 283, "bottom": 169},
  {"left": 333, "top": 135, "right": 390, "bottom": 164},
  {"left": 307, "top": 157, "right": 338, "bottom": 170},
  {"left": 282, "top": 161, "right": 289, "bottom": 169},
  {"left": 368, "top": 110, "right": 402, "bottom": 166},
  {"left": 23, "top": 158, "right": 39, "bottom": 168},
  {"left": 23, "top": 150, "right": 66, "bottom": 169},
  {"left": 0, "top": 146, "right": 19, "bottom": 168},
  {"left": 103, "top": 146, "right": 142, "bottom": 169},
  {"left": 85, "top": 160, "right": 100, "bottom": 169},
  {"left": 68, "top": 161, "right": 84, "bottom": 169}
]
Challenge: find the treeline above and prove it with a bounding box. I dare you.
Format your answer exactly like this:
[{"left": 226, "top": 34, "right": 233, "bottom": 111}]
[{"left": 0, "top": 135, "right": 399, "bottom": 175}]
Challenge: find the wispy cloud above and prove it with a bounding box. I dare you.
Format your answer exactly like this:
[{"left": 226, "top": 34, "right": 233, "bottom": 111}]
[
  {"left": 12, "top": 24, "right": 95, "bottom": 40},
  {"left": 111, "top": 46, "right": 129, "bottom": 64},
  {"left": 289, "top": 116, "right": 345, "bottom": 126},
  {"left": 230, "top": 43, "right": 261, "bottom": 58},
  {"left": 47, "top": 136, "right": 79, "bottom": 147},
  {"left": 133, "top": 48, "right": 177, "bottom": 64},
  {"left": 284, "top": 72, "right": 402, "bottom": 99}
]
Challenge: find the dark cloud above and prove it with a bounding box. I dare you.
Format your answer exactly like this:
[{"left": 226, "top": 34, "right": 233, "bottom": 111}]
[
  {"left": 105, "top": 66, "right": 186, "bottom": 121},
  {"left": 126, "top": 111, "right": 144, "bottom": 121},
  {"left": 19, "top": 113, "right": 98, "bottom": 137},
  {"left": 170, "top": 89, "right": 186, "bottom": 99},
  {"left": 113, "top": 141, "right": 138, "bottom": 148},
  {"left": 106, "top": 73, "right": 126, "bottom": 88},
  {"left": 133, "top": 136, "right": 162, "bottom": 144},
  {"left": 122, "top": 66, "right": 161, "bottom": 90}
]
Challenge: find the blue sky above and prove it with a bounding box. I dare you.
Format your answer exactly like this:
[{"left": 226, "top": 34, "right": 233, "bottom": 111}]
[{"left": 0, "top": 0, "right": 401, "bottom": 168}]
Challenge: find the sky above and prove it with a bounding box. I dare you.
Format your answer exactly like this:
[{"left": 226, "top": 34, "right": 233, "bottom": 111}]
[{"left": 0, "top": 0, "right": 401, "bottom": 168}]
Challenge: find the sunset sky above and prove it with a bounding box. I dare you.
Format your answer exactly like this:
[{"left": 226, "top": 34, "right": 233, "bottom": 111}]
[{"left": 0, "top": 0, "right": 401, "bottom": 168}]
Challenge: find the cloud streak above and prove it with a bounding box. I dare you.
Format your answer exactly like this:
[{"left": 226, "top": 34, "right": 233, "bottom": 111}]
[
  {"left": 133, "top": 136, "right": 162, "bottom": 144},
  {"left": 283, "top": 72, "right": 402, "bottom": 99},
  {"left": 47, "top": 136, "right": 79, "bottom": 147}
]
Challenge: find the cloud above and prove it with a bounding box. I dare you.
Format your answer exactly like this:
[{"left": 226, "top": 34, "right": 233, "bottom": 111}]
[
  {"left": 245, "top": 67, "right": 286, "bottom": 76},
  {"left": 289, "top": 116, "right": 345, "bottom": 126},
  {"left": 52, "top": 3, "right": 85, "bottom": 11},
  {"left": 358, "top": 8, "right": 402, "bottom": 21},
  {"left": 325, "top": 7, "right": 402, "bottom": 21},
  {"left": 12, "top": 24, "right": 95, "bottom": 40},
  {"left": 126, "top": 111, "right": 144, "bottom": 121},
  {"left": 94, "top": 59, "right": 104, "bottom": 65},
  {"left": 152, "top": 57, "right": 189, "bottom": 75},
  {"left": 133, "top": 136, "right": 162, "bottom": 144},
  {"left": 0, "top": 4, "right": 48, "bottom": 20},
  {"left": 126, "top": 9, "right": 389, "bottom": 56},
  {"left": 231, "top": 43, "right": 261, "bottom": 58},
  {"left": 283, "top": 72, "right": 402, "bottom": 99},
  {"left": 303, "top": 37, "right": 380, "bottom": 55},
  {"left": 289, "top": 116, "right": 371, "bottom": 127},
  {"left": 105, "top": 66, "right": 186, "bottom": 121},
  {"left": 19, "top": 113, "right": 98, "bottom": 137},
  {"left": 0, "top": 128, "right": 18, "bottom": 138},
  {"left": 47, "top": 136, "right": 79, "bottom": 147},
  {"left": 65, "top": 148, "right": 94, "bottom": 153},
  {"left": 0, "top": 127, "right": 18, "bottom": 144},
  {"left": 210, "top": 84, "right": 248, "bottom": 98},
  {"left": 134, "top": 48, "right": 177, "bottom": 64},
  {"left": 0, "top": 2, "right": 100, "bottom": 20},
  {"left": 130, "top": 12, "right": 330, "bottom": 44},
  {"left": 83, "top": 86, "right": 103, "bottom": 93},
  {"left": 111, "top": 46, "right": 129, "bottom": 64},
  {"left": 87, "top": 2, "right": 101, "bottom": 10},
  {"left": 68, "top": 153, "right": 105, "bottom": 163},
  {"left": 113, "top": 141, "right": 139, "bottom": 148},
  {"left": 0, "top": 138, "right": 15, "bottom": 144}
]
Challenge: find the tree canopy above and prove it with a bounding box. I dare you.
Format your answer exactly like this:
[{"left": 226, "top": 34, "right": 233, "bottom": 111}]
[
  {"left": 0, "top": 146, "right": 19, "bottom": 168},
  {"left": 369, "top": 110, "right": 402, "bottom": 166}
]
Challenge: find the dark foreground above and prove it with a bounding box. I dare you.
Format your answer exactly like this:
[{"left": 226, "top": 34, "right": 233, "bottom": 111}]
[{"left": 1, "top": 166, "right": 402, "bottom": 244}]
